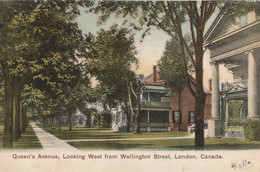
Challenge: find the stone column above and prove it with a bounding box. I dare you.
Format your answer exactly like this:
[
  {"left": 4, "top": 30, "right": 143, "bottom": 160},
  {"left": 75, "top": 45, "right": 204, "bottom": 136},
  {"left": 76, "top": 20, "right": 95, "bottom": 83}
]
[
  {"left": 208, "top": 61, "right": 223, "bottom": 137},
  {"left": 147, "top": 111, "right": 150, "bottom": 132},
  {"left": 247, "top": 49, "right": 259, "bottom": 119},
  {"left": 212, "top": 61, "right": 220, "bottom": 119}
]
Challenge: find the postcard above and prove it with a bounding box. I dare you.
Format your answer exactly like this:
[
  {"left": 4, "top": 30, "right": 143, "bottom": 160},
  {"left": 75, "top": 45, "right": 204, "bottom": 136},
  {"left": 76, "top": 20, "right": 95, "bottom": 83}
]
[{"left": 0, "top": 1, "right": 259, "bottom": 172}]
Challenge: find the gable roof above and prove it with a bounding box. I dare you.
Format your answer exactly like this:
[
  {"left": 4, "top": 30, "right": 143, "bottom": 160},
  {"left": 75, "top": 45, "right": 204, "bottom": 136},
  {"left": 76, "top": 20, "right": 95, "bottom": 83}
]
[{"left": 204, "top": 8, "right": 226, "bottom": 45}]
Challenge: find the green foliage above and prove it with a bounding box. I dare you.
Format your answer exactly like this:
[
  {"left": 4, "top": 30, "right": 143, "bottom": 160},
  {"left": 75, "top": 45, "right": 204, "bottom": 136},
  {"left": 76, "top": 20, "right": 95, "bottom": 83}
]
[
  {"left": 225, "top": 1, "right": 260, "bottom": 17},
  {"left": 87, "top": 26, "right": 138, "bottom": 107},
  {"left": 227, "top": 100, "right": 244, "bottom": 126},
  {"left": 96, "top": 111, "right": 112, "bottom": 128},
  {"left": 0, "top": 1, "right": 91, "bottom": 123},
  {"left": 158, "top": 38, "right": 186, "bottom": 89},
  {"left": 244, "top": 120, "right": 260, "bottom": 141}
]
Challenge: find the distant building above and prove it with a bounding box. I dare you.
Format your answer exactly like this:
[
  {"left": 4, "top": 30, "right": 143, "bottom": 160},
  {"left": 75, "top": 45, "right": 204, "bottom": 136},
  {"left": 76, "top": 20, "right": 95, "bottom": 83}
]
[{"left": 54, "top": 110, "right": 87, "bottom": 127}]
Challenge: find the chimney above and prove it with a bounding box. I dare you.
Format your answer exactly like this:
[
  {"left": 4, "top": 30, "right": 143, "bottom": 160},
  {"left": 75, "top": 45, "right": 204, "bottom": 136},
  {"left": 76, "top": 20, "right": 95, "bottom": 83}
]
[
  {"left": 139, "top": 74, "right": 144, "bottom": 80},
  {"left": 208, "top": 79, "right": 212, "bottom": 91},
  {"left": 153, "top": 65, "right": 157, "bottom": 83}
]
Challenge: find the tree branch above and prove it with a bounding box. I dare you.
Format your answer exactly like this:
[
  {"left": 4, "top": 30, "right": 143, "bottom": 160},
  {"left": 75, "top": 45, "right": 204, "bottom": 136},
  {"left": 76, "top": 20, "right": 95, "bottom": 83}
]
[{"left": 171, "top": 2, "right": 197, "bottom": 98}]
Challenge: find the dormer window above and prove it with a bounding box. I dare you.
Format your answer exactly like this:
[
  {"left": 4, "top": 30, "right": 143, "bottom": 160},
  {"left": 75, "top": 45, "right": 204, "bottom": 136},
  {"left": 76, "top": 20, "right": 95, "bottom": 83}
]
[{"left": 239, "top": 15, "right": 247, "bottom": 27}]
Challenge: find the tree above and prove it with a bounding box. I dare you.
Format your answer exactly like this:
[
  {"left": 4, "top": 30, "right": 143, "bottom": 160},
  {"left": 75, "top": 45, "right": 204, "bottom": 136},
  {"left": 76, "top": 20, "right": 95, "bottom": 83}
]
[
  {"left": 158, "top": 38, "right": 187, "bottom": 131},
  {"left": 158, "top": 38, "right": 186, "bottom": 90},
  {"left": 86, "top": 26, "right": 138, "bottom": 132}
]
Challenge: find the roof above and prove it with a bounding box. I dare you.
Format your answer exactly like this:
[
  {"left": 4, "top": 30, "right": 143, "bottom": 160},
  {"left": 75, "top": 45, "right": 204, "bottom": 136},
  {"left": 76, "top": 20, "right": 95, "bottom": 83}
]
[
  {"left": 204, "top": 8, "right": 227, "bottom": 45},
  {"left": 143, "top": 85, "right": 171, "bottom": 93}
]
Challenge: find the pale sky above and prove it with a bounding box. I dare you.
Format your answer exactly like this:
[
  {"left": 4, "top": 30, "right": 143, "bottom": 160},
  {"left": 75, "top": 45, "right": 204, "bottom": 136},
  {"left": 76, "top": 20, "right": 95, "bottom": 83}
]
[
  {"left": 75, "top": 7, "right": 170, "bottom": 76},
  {"left": 75, "top": 6, "right": 233, "bottom": 88}
]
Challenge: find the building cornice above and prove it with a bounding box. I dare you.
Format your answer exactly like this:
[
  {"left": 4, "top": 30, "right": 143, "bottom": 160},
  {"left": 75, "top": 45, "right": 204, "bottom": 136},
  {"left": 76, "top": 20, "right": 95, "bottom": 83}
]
[
  {"left": 205, "top": 20, "right": 260, "bottom": 47},
  {"left": 210, "top": 41, "right": 260, "bottom": 62}
]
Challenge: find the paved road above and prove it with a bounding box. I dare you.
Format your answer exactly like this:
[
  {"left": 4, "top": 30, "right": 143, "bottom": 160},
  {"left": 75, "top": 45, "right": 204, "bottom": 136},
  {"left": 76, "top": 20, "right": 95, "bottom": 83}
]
[{"left": 31, "top": 122, "right": 78, "bottom": 151}]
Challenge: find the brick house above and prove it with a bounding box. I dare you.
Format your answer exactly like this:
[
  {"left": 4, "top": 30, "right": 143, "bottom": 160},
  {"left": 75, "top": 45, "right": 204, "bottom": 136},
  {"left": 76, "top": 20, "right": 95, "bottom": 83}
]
[
  {"left": 137, "top": 66, "right": 212, "bottom": 132},
  {"left": 170, "top": 77, "right": 212, "bottom": 131}
]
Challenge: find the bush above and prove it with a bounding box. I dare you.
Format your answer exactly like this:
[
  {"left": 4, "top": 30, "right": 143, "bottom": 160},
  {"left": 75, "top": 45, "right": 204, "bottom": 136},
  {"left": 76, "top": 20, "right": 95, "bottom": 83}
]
[{"left": 243, "top": 120, "right": 260, "bottom": 141}]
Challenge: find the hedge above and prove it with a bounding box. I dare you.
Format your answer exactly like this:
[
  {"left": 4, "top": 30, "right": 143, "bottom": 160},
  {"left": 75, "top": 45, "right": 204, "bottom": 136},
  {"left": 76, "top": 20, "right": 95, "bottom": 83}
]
[{"left": 243, "top": 120, "right": 260, "bottom": 141}]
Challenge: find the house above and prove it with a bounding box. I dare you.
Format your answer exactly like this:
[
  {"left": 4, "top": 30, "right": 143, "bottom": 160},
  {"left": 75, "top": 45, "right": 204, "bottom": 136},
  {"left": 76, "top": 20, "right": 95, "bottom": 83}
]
[
  {"left": 170, "top": 77, "right": 212, "bottom": 132},
  {"left": 54, "top": 110, "right": 87, "bottom": 127},
  {"left": 135, "top": 66, "right": 172, "bottom": 132},
  {"left": 204, "top": 9, "right": 260, "bottom": 137},
  {"left": 133, "top": 66, "right": 212, "bottom": 132}
]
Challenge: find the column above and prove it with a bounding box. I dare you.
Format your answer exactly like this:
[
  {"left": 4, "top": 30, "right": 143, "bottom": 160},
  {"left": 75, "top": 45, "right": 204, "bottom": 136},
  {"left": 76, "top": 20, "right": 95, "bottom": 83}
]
[
  {"left": 147, "top": 111, "right": 150, "bottom": 132},
  {"left": 212, "top": 61, "right": 220, "bottom": 119},
  {"left": 247, "top": 49, "right": 259, "bottom": 119},
  {"left": 208, "top": 61, "right": 223, "bottom": 137}
]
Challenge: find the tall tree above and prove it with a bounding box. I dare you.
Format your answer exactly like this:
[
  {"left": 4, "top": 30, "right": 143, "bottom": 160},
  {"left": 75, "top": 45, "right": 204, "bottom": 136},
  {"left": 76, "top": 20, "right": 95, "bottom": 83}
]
[{"left": 87, "top": 26, "right": 138, "bottom": 132}]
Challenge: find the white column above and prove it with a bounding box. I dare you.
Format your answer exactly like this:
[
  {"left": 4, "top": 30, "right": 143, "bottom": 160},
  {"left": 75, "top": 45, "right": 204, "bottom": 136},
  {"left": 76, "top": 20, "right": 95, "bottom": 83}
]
[
  {"left": 212, "top": 61, "right": 220, "bottom": 119},
  {"left": 247, "top": 49, "right": 259, "bottom": 118},
  {"left": 208, "top": 61, "right": 223, "bottom": 137},
  {"left": 147, "top": 111, "right": 150, "bottom": 132}
]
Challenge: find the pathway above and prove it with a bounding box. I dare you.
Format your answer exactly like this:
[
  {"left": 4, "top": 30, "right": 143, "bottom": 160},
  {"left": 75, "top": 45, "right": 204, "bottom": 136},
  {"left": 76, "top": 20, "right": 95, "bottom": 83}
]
[{"left": 31, "top": 122, "right": 78, "bottom": 151}]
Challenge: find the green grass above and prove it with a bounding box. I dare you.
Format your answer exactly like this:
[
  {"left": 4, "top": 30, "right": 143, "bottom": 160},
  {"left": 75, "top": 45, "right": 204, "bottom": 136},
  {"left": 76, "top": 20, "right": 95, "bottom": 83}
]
[
  {"left": 0, "top": 124, "right": 42, "bottom": 150},
  {"left": 68, "top": 138, "right": 260, "bottom": 150},
  {"left": 37, "top": 124, "right": 190, "bottom": 140},
  {"left": 38, "top": 124, "right": 260, "bottom": 150}
]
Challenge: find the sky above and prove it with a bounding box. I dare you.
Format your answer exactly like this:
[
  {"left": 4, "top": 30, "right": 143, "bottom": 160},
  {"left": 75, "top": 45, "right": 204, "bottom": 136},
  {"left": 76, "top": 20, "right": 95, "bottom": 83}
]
[
  {"left": 75, "top": 7, "right": 170, "bottom": 76},
  {"left": 74, "top": 5, "right": 233, "bottom": 88}
]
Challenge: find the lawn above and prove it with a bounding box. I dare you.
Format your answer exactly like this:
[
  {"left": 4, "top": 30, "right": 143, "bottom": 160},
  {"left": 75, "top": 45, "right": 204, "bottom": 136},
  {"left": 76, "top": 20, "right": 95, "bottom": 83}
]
[
  {"left": 37, "top": 124, "right": 190, "bottom": 140},
  {"left": 38, "top": 124, "right": 260, "bottom": 150},
  {"left": 0, "top": 123, "right": 42, "bottom": 150},
  {"left": 68, "top": 138, "right": 260, "bottom": 150}
]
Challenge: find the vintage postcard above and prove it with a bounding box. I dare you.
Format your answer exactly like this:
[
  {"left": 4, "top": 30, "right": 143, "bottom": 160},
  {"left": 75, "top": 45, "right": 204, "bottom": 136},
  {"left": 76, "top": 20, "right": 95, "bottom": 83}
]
[{"left": 0, "top": 0, "right": 259, "bottom": 172}]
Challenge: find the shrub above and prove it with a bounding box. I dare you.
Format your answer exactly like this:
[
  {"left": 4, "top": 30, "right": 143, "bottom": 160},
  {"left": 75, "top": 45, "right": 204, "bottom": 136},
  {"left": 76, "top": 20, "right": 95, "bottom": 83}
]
[{"left": 243, "top": 120, "right": 260, "bottom": 141}]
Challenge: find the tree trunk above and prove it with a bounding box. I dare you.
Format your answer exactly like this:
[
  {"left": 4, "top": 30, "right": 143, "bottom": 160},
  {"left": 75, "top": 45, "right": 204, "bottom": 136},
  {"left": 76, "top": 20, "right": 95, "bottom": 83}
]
[
  {"left": 3, "top": 70, "right": 14, "bottom": 148},
  {"left": 134, "top": 82, "right": 141, "bottom": 134},
  {"left": 178, "top": 87, "right": 181, "bottom": 131},
  {"left": 194, "top": 93, "right": 206, "bottom": 149},
  {"left": 194, "top": 30, "right": 207, "bottom": 149},
  {"left": 13, "top": 77, "right": 21, "bottom": 141},
  {"left": 134, "top": 111, "right": 140, "bottom": 134},
  {"left": 21, "top": 105, "right": 27, "bottom": 132},
  {"left": 68, "top": 114, "right": 72, "bottom": 131}
]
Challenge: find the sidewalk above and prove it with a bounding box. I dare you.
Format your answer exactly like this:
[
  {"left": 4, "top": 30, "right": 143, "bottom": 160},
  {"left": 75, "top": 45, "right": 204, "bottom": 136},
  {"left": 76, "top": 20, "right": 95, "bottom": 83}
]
[{"left": 31, "top": 122, "right": 78, "bottom": 151}]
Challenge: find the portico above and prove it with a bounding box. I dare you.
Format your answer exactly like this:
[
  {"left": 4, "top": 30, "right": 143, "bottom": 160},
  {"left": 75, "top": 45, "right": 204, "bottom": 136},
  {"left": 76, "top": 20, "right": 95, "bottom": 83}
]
[{"left": 205, "top": 11, "right": 260, "bottom": 137}]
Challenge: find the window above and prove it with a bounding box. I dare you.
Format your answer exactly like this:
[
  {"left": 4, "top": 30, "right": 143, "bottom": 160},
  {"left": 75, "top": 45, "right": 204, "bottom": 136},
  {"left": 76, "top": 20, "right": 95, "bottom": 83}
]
[
  {"left": 173, "top": 111, "right": 182, "bottom": 124},
  {"left": 240, "top": 15, "right": 247, "bottom": 27},
  {"left": 189, "top": 111, "right": 195, "bottom": 124},
  {"left": 149, "top": 92, "right": 162, "bottom": 102}
]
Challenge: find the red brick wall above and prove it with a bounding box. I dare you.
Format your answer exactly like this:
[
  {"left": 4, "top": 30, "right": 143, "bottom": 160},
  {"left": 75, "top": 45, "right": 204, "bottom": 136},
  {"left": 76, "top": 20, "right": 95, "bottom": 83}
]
[{"left": 171, "top": 86, "right": 212, "bottom": 131}]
